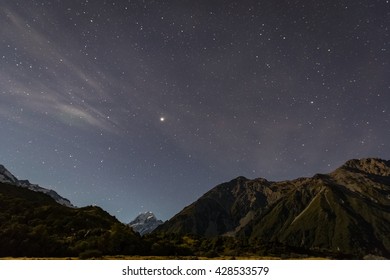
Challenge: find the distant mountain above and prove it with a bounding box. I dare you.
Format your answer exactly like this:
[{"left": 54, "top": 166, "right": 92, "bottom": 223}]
[
  {"left": 0, "top": 164, "right": 73, "bottom": 207},
  {"left": 129, "top": 211, "right": 163, "bottom": 235},
  {"left": 156, "top": 158, "right": 390, "bottom": 258}
]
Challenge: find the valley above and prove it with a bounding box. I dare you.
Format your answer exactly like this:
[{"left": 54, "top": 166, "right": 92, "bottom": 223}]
[{"left": 1, "top": 158, "right": 389, "bottom": 259}]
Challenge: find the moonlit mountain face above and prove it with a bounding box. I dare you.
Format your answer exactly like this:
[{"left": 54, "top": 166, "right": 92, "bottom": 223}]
[
  {"left": 0, "top": 164, "right": 72, "bottom": 207},
  {"left": 157, "top": 158, "right": 390, "bottom": 258},
  {"left": 1, "top": 0, "right": 389, "bottom": 222},
  {"left": 128, "top": 211, "right": 163, "bottom": 235}
]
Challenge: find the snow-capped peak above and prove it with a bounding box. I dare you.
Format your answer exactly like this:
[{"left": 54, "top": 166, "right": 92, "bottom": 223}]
[
  {"left": 128, "top": 211, "right": 163, "bottom": 235},
  {"left": 132, "top": 211, "right": 156, "bottom": 222}
]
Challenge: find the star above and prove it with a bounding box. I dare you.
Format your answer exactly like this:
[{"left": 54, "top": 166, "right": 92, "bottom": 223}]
[{"left": 0, "top": 0, "right": 388, "bottom": 223}]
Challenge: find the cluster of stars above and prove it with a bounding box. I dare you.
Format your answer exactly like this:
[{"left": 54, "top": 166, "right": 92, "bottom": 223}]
[{"left": 0, "top": 0, "right": 389, "bottom": 221}]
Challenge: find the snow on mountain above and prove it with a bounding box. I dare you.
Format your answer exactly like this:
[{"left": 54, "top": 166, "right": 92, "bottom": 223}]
[
  {"left": 128, "top": 211, "right": 163, "bottom": 235},
  {"left": 0, "top": 164, "right": 73, "bottom": 207}
]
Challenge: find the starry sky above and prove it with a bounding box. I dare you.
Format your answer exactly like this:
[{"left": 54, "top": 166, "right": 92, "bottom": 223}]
[{"left": 1, "top": 0, "right": 389, "bottom": 222}]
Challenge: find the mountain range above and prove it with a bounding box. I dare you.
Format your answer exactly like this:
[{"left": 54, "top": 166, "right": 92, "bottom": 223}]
[
  {"left": 156, "top": 158, "right": 390, "bottom": 258},
  {"left": 0, "top": 164, "right": 72, "bottom": 207},
  {"left": 1, "top": 158, "right": 389, "bottom": 258}
]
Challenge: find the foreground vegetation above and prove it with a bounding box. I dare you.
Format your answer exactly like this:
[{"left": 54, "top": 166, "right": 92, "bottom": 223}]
[{"left": 0, "top": 182, "right": 143, "bottom": 258}]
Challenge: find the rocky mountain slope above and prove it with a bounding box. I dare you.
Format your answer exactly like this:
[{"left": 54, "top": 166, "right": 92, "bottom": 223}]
[
  {"left": 0, "top": 164, "right": 72, "bottom": 207},
  {"left": 156, "top": 158, "right": 390, "bottom": 258}
]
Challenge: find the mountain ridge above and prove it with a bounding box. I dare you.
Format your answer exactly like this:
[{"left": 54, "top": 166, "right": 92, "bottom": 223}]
[
  {"left": 1, "top": 158, "right": 389, "bottom": 258},
  {"left": 0, "top": 180, "right": 143, "bottom": 257},
  {"left": 156, "top": 158, "right": 390, "bottom": 258},
  {"left": 0, "top": 164, "right": 73, "bottom": 207}
]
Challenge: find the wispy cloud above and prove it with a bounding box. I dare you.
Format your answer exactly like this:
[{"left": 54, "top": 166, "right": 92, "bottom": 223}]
[{"left": 0, "top": 6, "right": 118, "bottom": 133}]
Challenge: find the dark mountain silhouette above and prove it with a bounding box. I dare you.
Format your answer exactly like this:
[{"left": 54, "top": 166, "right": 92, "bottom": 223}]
[
  {"left": 156, "top": 158, "right": 390, "bottom": 258},
  {"left": 0, "top": 180, "right": 144, "bottom": 258}
]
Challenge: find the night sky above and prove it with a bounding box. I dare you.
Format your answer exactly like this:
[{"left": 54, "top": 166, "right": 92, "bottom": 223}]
[{"left": 1, "top": 0, "right": 389, "bottom": 222}]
